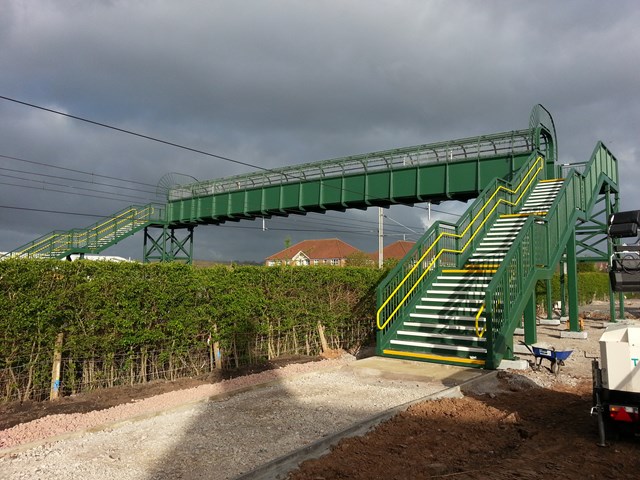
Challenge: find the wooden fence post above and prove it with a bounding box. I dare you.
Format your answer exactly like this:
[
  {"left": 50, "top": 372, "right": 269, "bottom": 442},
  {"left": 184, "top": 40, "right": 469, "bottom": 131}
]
[
  {"left": 317, "top": 321, "right": 329, "bottom": 353},
  {"left": 50, "top": 332, "right": 64, "bottom": 400},
  {"left": 212, "top": 326, "right": 222, "bottom": 370}
]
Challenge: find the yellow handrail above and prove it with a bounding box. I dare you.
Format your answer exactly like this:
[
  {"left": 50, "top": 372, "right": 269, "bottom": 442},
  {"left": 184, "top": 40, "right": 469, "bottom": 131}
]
[
  {"left": 475, "top": 304, "right": 486, "bottom": 338},
  {"left": 76, "top": 206, "right": 152, "bottom": 241},
  {"left": 376, "top": 156, "right": 544, "bottom": 330},
  {"left": 17, "top": 206, "right": 154, "bottom": 257},
  {"left": 75, "top": 207, "right": 141, "bottom": 241}
]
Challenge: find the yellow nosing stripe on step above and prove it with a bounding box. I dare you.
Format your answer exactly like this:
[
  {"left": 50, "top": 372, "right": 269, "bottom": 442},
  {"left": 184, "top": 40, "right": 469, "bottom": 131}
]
[
  {"left": 383, "top": 349, "right": 486, "bottom": 365},
  {"left": 540, "top": 178, "right": 565, "bottom": 183}
]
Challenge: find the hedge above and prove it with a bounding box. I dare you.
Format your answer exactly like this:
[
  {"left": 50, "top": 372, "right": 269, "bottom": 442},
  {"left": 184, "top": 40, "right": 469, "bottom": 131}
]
[{"left": 0, "top": 260, "right": 383, "bottom": 402}]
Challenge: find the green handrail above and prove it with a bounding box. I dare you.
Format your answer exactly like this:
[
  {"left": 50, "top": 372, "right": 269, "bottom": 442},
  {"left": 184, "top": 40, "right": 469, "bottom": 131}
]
[
  {"left": 3, "top": 203, "right": 166, "bottom": 259},
  {"left": 169, "top": 129, "right": 535, "bottom": 200},
  {"left": 376, "top": 151, "right": 545, "bottom": 340},
  {"left": 483, "top": 142, "right": 618, "bottom": 368}
]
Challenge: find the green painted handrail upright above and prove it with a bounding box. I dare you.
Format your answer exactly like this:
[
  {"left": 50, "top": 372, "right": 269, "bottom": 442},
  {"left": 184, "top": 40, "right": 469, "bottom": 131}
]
[
  {"left": 2, "top": 204, "right": 166, "bottom": 260},
  {"left": 483, "top": 142, "right": 618, "bottom": 368},
  {"left": 376, "top": 151, "right": 545, "bottom": 352}
]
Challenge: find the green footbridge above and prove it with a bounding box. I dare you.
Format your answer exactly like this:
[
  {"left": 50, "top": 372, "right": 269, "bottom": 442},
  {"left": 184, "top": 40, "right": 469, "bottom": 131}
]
[{"left": 2, "top": 105, "right": 620, "bottom": 369}]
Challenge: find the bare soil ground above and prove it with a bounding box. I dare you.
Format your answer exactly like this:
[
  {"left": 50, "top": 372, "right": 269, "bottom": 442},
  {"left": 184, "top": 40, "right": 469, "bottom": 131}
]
[
  {"left": 288, "top": 301, "right": 640, "bottom": 480},
  {"left": 1, "top": 302, "right": 640, "bottom": 479}
]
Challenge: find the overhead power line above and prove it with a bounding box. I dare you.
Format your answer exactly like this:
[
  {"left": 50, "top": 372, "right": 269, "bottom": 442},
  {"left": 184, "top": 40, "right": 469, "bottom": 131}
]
[
  {"left": 0, "top": 204, "right": 106, "bottom": 218},
  {"left": 0, "top": 153, "right": 157, "bottom": 188},
  {"left": 0, "top": 180, "right": 154, "bottom": 203},
  {"left": 0, "top": 173, "right": 155, "bottom": 203},
  {"left": 0, "top": 165, "right": 158, "bottom": 195},
  {"left": 0, "top": 95, "right": 269, "bottom": 174}
]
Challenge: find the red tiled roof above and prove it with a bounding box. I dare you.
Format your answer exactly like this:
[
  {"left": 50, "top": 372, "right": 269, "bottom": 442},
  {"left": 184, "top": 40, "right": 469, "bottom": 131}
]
[
  {"left": 367, "top": 241, "right": 415, "bottom": 261},
  {"left": 265, "top": 238, "right": 361, "bottom": 261}
]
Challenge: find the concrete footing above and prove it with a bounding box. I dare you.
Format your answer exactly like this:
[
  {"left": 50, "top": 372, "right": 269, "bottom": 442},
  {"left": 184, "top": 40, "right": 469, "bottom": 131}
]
[
  {"left": 514, "top": 327, "right": 524, "bottom": 335},
  {"left": 560, "top": 330, "right": 588, "bottom": 339},
  {"left": 538, "top": 319, "right": 561, "bottom": 326},
  {"left": 497, "top": 359, "right": 529, "bottom": 371}
]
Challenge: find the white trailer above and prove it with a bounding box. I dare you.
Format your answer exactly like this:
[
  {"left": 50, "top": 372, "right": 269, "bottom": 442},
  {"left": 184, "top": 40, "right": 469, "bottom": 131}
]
[{"left": 592, "top": 323, "right": 640, "bottom": 444}]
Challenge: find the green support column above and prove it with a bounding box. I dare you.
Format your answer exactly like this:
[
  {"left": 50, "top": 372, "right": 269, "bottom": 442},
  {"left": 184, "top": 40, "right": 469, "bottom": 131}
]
[
  {"left": 560, "top": 260, "right": 566, "bottom": 317},
  {"left": 546, "top": 278, "right": 553, "bottom": 319},
  {"left": 606, "top": 187, "right": 617, "bottom": 323},
  {"left": 566, "top": 230, "right": 580, "bottom": 331},
  {"left": 616, "top": 192, "right": 625, "bottom": 321},
  {"left": 524, "top": 292, "right": 537, "bottom": 345},
  {"left": 143, "top": 225, "right": 194, "bottom": 264}
]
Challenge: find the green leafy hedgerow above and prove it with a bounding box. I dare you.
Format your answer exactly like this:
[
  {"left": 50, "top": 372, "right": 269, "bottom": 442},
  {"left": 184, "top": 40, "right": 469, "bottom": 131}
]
[{"left": 0, "top": 260, "right": 383, "bottom": 401}]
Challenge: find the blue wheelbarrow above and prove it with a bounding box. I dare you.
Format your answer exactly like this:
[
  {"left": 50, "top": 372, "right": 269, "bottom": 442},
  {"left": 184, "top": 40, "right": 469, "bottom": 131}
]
[{"left": 522, "top": 343, "right": 573, "bottom": 375}]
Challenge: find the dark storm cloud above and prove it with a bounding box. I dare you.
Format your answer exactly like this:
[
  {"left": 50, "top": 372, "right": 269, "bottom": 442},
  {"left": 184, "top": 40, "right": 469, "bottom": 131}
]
[{"left": 0, "top": 0, "right": 638, "bottom": 260}]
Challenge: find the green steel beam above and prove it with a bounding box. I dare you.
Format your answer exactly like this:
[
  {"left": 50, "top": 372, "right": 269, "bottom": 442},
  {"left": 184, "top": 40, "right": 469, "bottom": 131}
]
[
  {"left": 165, "top": 119, "right": 557, "bottom": 226},
  {"left": 567, "top": 229, "right": 580, "bottom": 331},
  {"left": 167, "top": 152, "right": 533, "bottom": 225}
]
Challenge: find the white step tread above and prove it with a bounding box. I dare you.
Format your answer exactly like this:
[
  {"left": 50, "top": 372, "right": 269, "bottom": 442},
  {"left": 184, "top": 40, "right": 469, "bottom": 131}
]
[
  {"left": 409, "top": 313, "right": 483, "bottom": 322},
  {"left": 404, "top": 321, "right": 481, "bottom": 331},
  {"left": 416, "top": 305, "right": 483, "bottom": 313},
  {"left": 397, "top": 330, "right": 486, "bottom": 342},
  {"left": 437, "top": 275, "right": 493, "bottom": 280},
  {"left": 495, "top": 217, "right": 527, "bottom": 222},
  {"left": 425, "top": 290, "right": 486, "bottom": 295},
  {"left": 390, "top": 339, "right": 486, "bottom": 353},
  {"left": 421, "top": 296, "right": 483, "bottom": 302}
]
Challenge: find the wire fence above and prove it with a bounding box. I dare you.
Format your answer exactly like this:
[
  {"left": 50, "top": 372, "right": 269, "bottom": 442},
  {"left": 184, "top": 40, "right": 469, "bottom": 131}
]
[{"left": 0, "top": 322, "right": 372, "bottom": 404}]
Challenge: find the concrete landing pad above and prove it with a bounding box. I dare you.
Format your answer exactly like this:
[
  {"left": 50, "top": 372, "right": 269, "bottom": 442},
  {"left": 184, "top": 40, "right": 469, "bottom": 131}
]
[{"left": 346, "top": 355, "right": 487, "bottom": 387}]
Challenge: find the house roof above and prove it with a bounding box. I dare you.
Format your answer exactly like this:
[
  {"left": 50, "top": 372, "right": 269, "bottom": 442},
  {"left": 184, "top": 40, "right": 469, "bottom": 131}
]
[
  {"left": 265, "top": 238, "right": 361, "bottom": 261},
  {"left": 367, "top": 240, "right": 416, "bottom": 261}
]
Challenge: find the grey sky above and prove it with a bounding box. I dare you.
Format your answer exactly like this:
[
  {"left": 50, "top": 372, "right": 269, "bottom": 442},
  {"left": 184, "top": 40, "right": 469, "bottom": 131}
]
[{"left": 1, "top": 0, "right": 638, "bottom": 262}]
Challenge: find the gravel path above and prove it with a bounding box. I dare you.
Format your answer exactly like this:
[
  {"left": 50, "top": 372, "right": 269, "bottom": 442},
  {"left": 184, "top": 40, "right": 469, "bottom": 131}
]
[{"left": 0, "top": 354, "right": 450, "bottom": 480}]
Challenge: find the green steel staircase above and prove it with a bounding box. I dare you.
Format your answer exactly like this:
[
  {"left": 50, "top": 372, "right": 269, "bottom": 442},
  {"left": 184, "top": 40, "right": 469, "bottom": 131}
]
[
  {"left": 1, "top": 204, "right": 165, "bottom": 260},
  {"left": 377, "top": 143, "right": 618, "bottom": 369}
]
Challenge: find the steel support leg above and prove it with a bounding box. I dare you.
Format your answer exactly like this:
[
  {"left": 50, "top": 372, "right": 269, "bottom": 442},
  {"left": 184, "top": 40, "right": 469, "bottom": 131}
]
[
  {"left": 560, "top": 260, "right": 566, "bottom": 317},
  {"left": 546, "top": 278, "right": 553, "bottom": 319},
  {"left": 143, "top": 225, "right": 194, "bottom": 264},
  {"left": 567, "top": 230, "right": 580, "bottom": 331},
  {"left": 524, "top": 292, "right": 537, "bottom": 345},
  {"left": 616, "top": 191, "right": 625, "bottom": 320}
]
